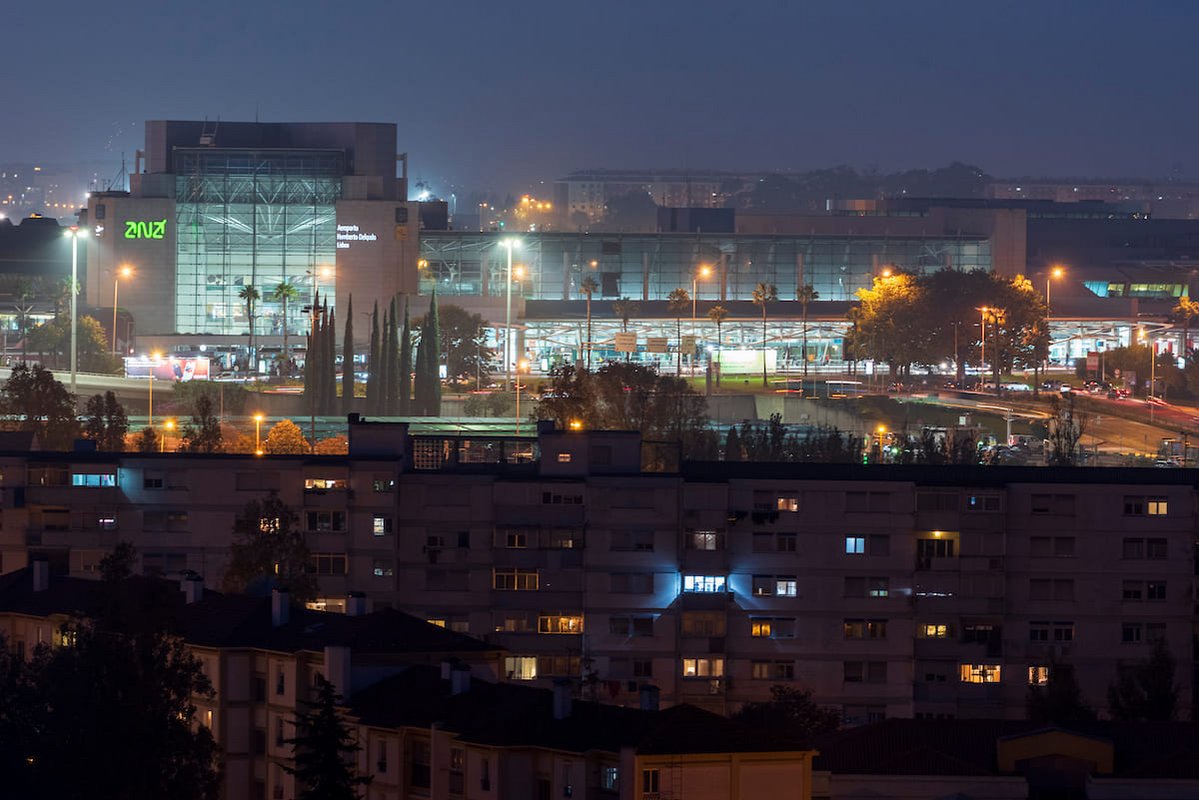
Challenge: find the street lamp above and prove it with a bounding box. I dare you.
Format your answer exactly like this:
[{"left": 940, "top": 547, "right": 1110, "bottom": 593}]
[
  {"left": 978, "top": 307, "right": 988, "bottom": 380},
  {"left": 691, "top": 265, "right": 712, "bottom": 374},
  {"left": 515, "top": 358, "right": 530, "bottom": 436},
  {"left": 112, "top": 265, "right": 133, "bottom": 355},
  {"left": 148, "top": 350, "right": 162, "bottom": 433},
  {"left": 161, "top": 419, "right": 175, "bottom": 453},
  {"left": 63, "top": 226, "right": 87, "bottom": 393},
  {"left": 1046, "top": 265, "right": 1064, "bottom": 315},
  {"left": 254, "top": 413, "right": 265, "bottom": 453},
  {"left": 499, "top": 238, "right": 522, "bottom": 390}
]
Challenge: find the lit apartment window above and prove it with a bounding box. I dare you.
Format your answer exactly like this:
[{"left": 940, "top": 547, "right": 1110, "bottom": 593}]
[
  {"left": 372, "top": 559, "right": 394, "bottom": 577},
  {"left": 304, "top": 477, "right": 347, "bottom": 490},
  {"left": 777, "top": 496, "right": 799, "bottom": 512},
  {"left": 867, "top": 577, "right": 890, "bottom": 598},
  {"left": 538, "top": 614, "right": 584, "bottom": 634},
  {"left": 493, "top": 568, "right": 538, "bottom": 591},
  {"left": 427, "top": 618, "right": 447, "bottom": 628},
  {"left": 751, "top": 617, "right": 795, "bottom": 639},
  {"left": 685, "top": 530, "right": 723, "bottom": 550},
  {"left": 920, "top": 623, "right": 951, "bottom": 639},
  {"left": 504, "top": 656, "right": 538, "bottom": 680},
  {"left": 681, "top": 657, "right": 724, "bottom": 677},
  {"left": 557, "top": 452, "right": 572, "bottom": 463},
  {"left": 966, "top": 494, "right": 1001, "bottom": 512},
  {"left": 97, "top": 516, "right": 118, "bottom": 531},
  {"left": 1147, "top": 498, "right": 1168, "bottom": 516},
  {"left": 71, "top": 471, "right": 117, "bottom": 487},
  {"left": 1028, "top": 666, "right": 1050, "bottom": 686},
  {"left": 845, "top": 536, "right": 865, "bottom": 554},
  {"left": 751, "top": 619, "right": 773, "bottom": 638},
  {"left": 683, "top": 575, "right": 726, "bottom": 593},
  {"left": 372, "top": 477, "right": 395, "bottom": 492},
  {"left": 776, "top": 578, "right": 797, "bottom": 597},
  {"left": 372, "top": 515, "right": 392, "bottom": 535},
  {"left": 959, "top": 664, "right": 1001, "bottom": 683},
  {"left": 601, "top": 766, "right": 619, "bottom": 792}
]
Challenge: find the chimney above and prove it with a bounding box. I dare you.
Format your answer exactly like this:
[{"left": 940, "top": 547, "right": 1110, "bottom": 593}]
[
  {"left": 450, "top": 664, "right": 471, "bottom": 696},
  {"left": 271, "top": 588, "right": 290, "bottom": 628},
  {"left": 181, "top": 575, "right": 204, "bottom": 604},
  {"left": 323, "top": 645, "right": 352, "bottom": 699},
  {"left": 552, "top": 678, "right": 573, "bottom": 720},
  {"left": 32, "top": 560, "right": 49, "bottom": 592},
  {"left": 639, "top": 684, "right": 660, "bottom": 712},
  {"left": 345, "top": 592, "right": 369, "bottom": 617}
]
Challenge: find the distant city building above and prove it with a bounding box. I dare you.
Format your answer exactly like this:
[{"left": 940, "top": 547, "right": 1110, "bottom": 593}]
[{"left": 555, "top": 170, "right": 759, "bottom": 224}]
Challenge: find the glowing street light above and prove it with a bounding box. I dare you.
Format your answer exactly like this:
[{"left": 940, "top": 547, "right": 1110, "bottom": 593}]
[
  {"left": 148, "top": 350, "right": 163, "bottom": 432},
  {"left": 691, "top": 265, "right": 713, "bottom": 374},
  {"left": 112, "top": 265, "right": 133, "bottom": 355},
  {"left": 161, "top": 419, "right": 175, "bottom": 453},
  {"left": 63, "top": 226, "right": 87, "bottom": 393},
  {"left": 515, "top": 358, "right": 530, "bottom": 436},
  {"left": 1046, "top": 265, "right": 1065, "bottom": 317},
  {"left": 499, "top": 238, "right": 523, "bottom": 390},
  {"left": 254, "top": 413, "right": 265, "bottom": 453}
]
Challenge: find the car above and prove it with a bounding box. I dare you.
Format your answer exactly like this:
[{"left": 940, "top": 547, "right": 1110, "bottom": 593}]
[{"left": 1059, "top": 383, "right": 1072, "bottom": 394}]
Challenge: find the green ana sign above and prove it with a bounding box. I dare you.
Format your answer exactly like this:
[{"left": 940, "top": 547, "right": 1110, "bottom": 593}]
[{"left": 124, "top": 219, "right": 167, "bottom": 239}]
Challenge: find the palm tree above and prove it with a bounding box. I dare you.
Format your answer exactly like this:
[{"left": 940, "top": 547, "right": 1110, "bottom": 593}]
[
  {"left": 707, "top": 304, "right": 729, "bottom": 386},
  {"left": 238, "top": 285, "right": 261, "bottom": 375},
  {"left": 666, "top": 288, "right": 691, "bottom": 376},
  {"left": 611, "top": 297, "right": 640, "bottom": 362},
  {"left": 1173, "top": 296, "right": 1199, "bottom": 360},
  {"left": 581, "top": 275, "right": 599, "bottom": 370},
  {"left": 797, "top": 284, "right": 819, "bottom": 376},
  {"left": 270, "top": 281, "right": 300, "bottom": 373},
  {"left": 752, "top": 282, "right": 778, "bottom": 387}
]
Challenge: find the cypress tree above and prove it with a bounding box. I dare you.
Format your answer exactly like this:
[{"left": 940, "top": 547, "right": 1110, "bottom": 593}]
[
  {"left": 398, "top": 298, "right": 412, "bottom": 415},
  {"left": 385, "top": 298, "right": 400, "bottom": 415},
  {"left": 426, "top": 292, "right": 441, "bottom": 415},
  {"left": 366, "top": 301, "right": 380, "bottom": 415},
  {"left": 377, "top": 304, "right": 391, "bottom": 415},
  {"left": 324, "top": 306, "right": 337, "bottom": 416},
  {"left": 413, "top": 313, "right": 429, "bottom": 416},
  {"left": 341, "top": 295, "right": 355, "bottom": 415}
]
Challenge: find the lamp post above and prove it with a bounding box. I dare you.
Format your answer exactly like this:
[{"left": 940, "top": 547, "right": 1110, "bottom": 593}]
[
  {"left": 499, "top": 238, "right": 521, "bottom": 390},
  {"left": 691, "top": 265, "right": 712, "bottom": 375},
  {"left": 63, "top": 226, "right": 87, "bottom": 393},
  {"left": 112, "top": 265, "right": 133, "bottom": 355},
  {"left": 515, "top": 358, "right": 529, "bottom": 436},
  {"left": 148, "top": 350, "right": 162, "bottom": 433},
  {"left": 254, "top": 413, "right": 265, "bottom": 454},
  {"left": 978, "top": 307, "right": 988, "bottom": 384},
  {"left": 161, "top": 419, "right": 174, "bottom": 453}
]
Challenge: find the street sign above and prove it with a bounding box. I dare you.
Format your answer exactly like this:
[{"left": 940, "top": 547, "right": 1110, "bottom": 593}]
[
  {"left": 647, "top": 337, "right": 668, "bottom": 353},
  {"left": 1086, "top": 351, "right": 1099, "bottom": 372},
  {"left": 680, "top": 335, "right": 697, "bottom": 355},
  {"left": 614, "top": 332, "right": 637, "bottom": 353}
]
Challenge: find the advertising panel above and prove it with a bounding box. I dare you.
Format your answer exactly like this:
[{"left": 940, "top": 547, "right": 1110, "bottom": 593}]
[{"left": 125, "top": 356, "right": 210, "bottom": 381}]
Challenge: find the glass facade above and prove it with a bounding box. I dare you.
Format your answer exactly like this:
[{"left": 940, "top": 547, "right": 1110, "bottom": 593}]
[
  {"left": 174, "top": 149, "right": 341, "bottom": 335},
  {"left": 420, "top": 231, "right": 991, "bottom": 303}
]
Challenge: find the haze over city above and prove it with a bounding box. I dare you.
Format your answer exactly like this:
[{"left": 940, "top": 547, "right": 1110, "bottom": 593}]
[{"left": 5, "top": 0, "right": 1199, "bottom": 194}]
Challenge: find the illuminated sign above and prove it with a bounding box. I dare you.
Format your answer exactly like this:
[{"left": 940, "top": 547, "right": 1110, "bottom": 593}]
[
  {"left": 124, "top": 219, "right": 167, "bottom": 239},
  {"left": 336, "top": 224, "right": 378, "bottom": 250}
]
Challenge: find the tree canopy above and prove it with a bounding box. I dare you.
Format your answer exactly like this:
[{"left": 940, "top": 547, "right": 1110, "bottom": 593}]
[
  {"left": 222, "top": 493, "right": 316, "bottom": 603},
  {"left": 534, "top": 363, "right": 715, "bottom": 460},
  {"left": 848, "top": 268, "right": 1047, "bottom": 376},
  {"left": 285, "top": 676, "right": 372, "bottom": 800},
  {"left": 26, "top": 314, "right": 122, "bottom": 374},
  {"left": 265, "top": 419, "right": 310, "bottom": 455},
  {"left": 1108, "top": 639, "right": 1178, "bottom": 721},
  {"left": 0, "top": 362, "right": 79, "bottom": 449},
  {"left": 83, "top": 391, "right": 129, "bottom": 451},
  {"left": 417, "top": 303, "right": 493, "bottom": 387},
  {"left": 731, "top": 685, "right": 841, "bottom": 740},
  {"left": 180, "top": 393, "right": 223, "bottom": 453}
]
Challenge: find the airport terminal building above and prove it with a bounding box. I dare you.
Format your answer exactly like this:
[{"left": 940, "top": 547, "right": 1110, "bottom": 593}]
[
  {"left": 64, "top": 121, "right": 1199, "bottom": 379},
  {"left": 81, "top": 121, "right": 419, "bottom": 368}
]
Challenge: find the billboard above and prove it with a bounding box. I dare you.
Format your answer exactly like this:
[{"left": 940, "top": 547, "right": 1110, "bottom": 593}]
[{"left": 125, "top": 356, "right": 210, "bottom": 382}]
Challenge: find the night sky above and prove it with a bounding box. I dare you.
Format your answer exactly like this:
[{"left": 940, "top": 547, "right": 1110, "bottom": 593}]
[{"left": 4, "top": 0, "right": 1198, "bottom": 194}]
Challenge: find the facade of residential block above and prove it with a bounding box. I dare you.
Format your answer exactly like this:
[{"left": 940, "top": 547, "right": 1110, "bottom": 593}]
[{"left": 0, "top": 420, "right": 1193, "bottom": 722}]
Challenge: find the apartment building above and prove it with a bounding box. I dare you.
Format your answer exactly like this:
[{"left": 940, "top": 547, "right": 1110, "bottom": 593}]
[
  {"left": 0, "top": 567, "right": 815, "bottom": 800},
  {"left": 0, "top": 419, "right": 1193, "bottom": 722}
]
